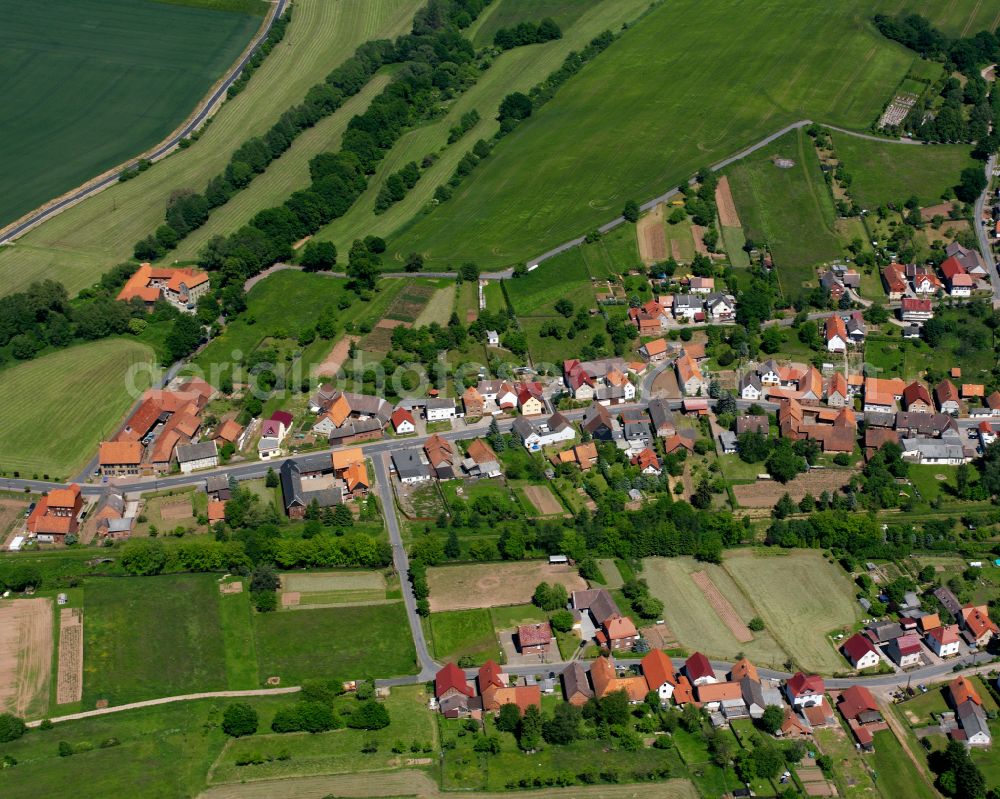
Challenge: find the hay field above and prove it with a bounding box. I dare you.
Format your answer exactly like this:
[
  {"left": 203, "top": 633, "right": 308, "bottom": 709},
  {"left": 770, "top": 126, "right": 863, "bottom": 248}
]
[
  {"left": 0, "top": 0, "right": 422, "bottom": 296},
  {"left": 0, "top": 339, "right": 153, "bottom": 478},
  {"left": 0, "top": 598, "right": 53, "bottom": 717},
  {"left": 723, "top": 549, "right": 861, "bottom": 673},
  {"left": 426, "top": 561, "right": 587, "bottom": 612},
  {"left": 642, "top": 557, "right": 788, "bottom": 668},
  {"left": 389, "top": 0, "right": 918, "bottom": 269},
  {"left": 0, "top": 0, "right": 260, "bottom": 231}
]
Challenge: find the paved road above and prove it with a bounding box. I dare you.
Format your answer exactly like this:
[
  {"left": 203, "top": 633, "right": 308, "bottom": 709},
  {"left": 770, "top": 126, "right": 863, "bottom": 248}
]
[
  {"left": 0, "top": 0, "right": 288, "bottom": 245},
  {"left": 24, "top": 686, "right": 301, "bottom": 727},
  {"left": 372, "top": 451, "right": 438, "bottom": 680},
  {"left": 973, "top": 154, "right": 999, "bottom": 306}
]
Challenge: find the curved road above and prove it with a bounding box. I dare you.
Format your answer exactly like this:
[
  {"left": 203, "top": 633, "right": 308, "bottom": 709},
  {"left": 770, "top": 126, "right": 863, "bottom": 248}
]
[
  {"left": 0, "top": 0, "right": 288, "bottom": 245},
  {"left": 973, "top": 154, "right": 999, "bottom": 306}
]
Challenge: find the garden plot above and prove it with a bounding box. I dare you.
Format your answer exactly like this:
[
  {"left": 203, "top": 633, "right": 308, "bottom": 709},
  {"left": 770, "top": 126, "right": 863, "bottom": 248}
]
[
  {"left": 521, "top": 484, "right": 563, "bottom": 516},
  {"left": 637, "top": 203, "right": 667, "bottom": 265},
  {"left": 427, "top": 561, "right": 587, "bottom": 612},
  {"left": 56, "top": 607, "right": 83, "bottom": 704},
  {"left": 732, "top": 470, "right": 853, "bottom": 507},
  {"left": 280, "top": 570, "right": 388, "bottom": 607}
]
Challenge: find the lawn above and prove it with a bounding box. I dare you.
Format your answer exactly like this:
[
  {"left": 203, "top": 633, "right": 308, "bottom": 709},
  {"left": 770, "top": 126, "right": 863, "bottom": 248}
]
[
  {"left": 427, "top": 608, "right": 501, "bottom": 665},
  {"left": 253, "top": 602, "right": 417, "bottom": 684},
  {"left": 82, "top": 574, "right": 229, "bottom": 707},
  {"left": 0, "top": 0, "right": 419, "bottom": 297},
  {"left": 726, "top": 128, "right": 845, "bottom": 299},
  {"left": 898, "top": 686, "right": 950, "bottom": 726},
  {"left": 0, "top": 0, "right": 260, "bottom": 232},
  {"left": 218, "top": 579, "right": 260, "bottom": 689},
  {"left": 505, "top": 249, "right": 597, "bottom": 316},
  {"left": 723, "top": 549, "right": 862, "bottom": 673},
  {"left": 871, "top": 729, "right": 938, "bottom": 799},
  {"left": 389, "top": 0, "right": 917, "bottom": 270},
  {"left": 313, "top": 0, "right": 651, "bottom": 260},
  {"left": 831, "top": 133, "right": 977, "bottom": 210},
  {"left": 488, "top": 602, "right": 549, "bottom": 631},
  {"left": 0, "top": 338, "right": 153, "bottom": 479},
  {"left": 642, "top": 556, "right": 789, "bottom": 668}
]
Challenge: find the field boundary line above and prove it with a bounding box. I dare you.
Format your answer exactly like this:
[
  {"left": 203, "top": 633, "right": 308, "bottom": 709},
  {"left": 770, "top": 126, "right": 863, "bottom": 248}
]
[
  {"left": 25, "top": 685, "right": 301, "bottom": 727},
  {"left": 0, "top": 0, "right": 288, "bottom": 245}
]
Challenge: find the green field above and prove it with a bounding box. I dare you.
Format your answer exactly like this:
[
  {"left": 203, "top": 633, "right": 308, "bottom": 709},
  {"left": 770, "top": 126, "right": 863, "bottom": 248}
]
[
  {"left": 253, "top": 602, "right": 417, "bottom": 684},
  {"left": 389, "top": 0, "right": 918, "bottom": 270},
  {"left": 218, "top": 580, "right": 261, "bottom": 689},
  {"left": 83, "top": 574, "right": 229, "bottom": 707},
  {"left": 313, "top": 0, "right": 651, "bottom": 259},
  {"left": 0, "top": 0, "right": 418, "bottom": 297},
  {"left": 470, "top": 0, "right": 604, "bottom": 46},
  {"left": 871, "top": 730, "right": 939, "bottom": 799},
  {"left": 726, "top": 128, "right": 844, "bottom": 299},
  {"left": 831, "top": 133, "right": 977, "bottom": 210},
  {"left": 0, "top": 339, "right": 153, "bottom": 478},
  {"left": 0, "top": 0, "right": 260, "bottom": 231},
  {"left": 426, "top": 608, "right": 501, "bottom": 665}
]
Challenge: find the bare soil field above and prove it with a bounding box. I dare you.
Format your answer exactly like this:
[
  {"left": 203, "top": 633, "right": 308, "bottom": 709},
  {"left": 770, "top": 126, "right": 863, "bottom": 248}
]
[
  {"left": 56, "top": 607, "right": 83, "bottom": 704},
  {"left": 427, "top": 561, "right": 587, "bottom": 612},
  {"left": 649, "top": 369, "right": 681, "bottom": 399},
  {"left": 732, "top": 470, "right": 852, "bottom": 507},
  {"left": 219, "top": 580, "right": 243, "bottom": 595},
  {"left": 199, "top": 769, "right": 698, "bottom": 799},
  {"left": 690, "top": 570, "right": 752, "bottom": 642},
  {"left": 637, "top": 203, "right": 667, "bottom": 265},
  {"left": 692, "top": 224, "right": 710, "bottom": 256},
  {"left": 315, "top": 335, "right": 359, "bottom": 379},
  {"left": 715, "top": 176, "right": 741, "bottom": 227},
  {"left": 522, "top": 484, "right": 563, "bottom": 516},
  {"left": 0, "top": 598, "right": 52, "bottom": 716},
  {"left": 919, "top": 201, "right": 960, "bottom": 221},
  {"left": 160, "top": 500, "right": 193, "bottom": 521}
]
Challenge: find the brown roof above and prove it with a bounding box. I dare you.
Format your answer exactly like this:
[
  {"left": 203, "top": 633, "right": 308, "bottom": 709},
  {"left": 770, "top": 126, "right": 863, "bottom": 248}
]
[
  {"left": 215, "top": 419, "right": 243, "bottom": 443},
  {"left": 729, "top": 658, "right": 759, "bottom": 682},
  {"left": 517, "top": 622, "right": 553, "bottom": 647},
  {"left": 207, "top": 500, "right": 227, "bottom": 523},
  {"left": 696, "top": 681, "right": 743, "bottom": 703},
  {"left": 493, "top": 685, "right": 542, "bottom": 715},
  {"left": 99, "top": 440, "right": 143, "bottom": 466},
  {"left": 935, "top": 380, "right": 960, "bottom": 404},
  {"left": 838, "top": 685, "right": 878, "bottom": 721},
  {"left": 466, "top": 438, "right": 497, "bottom": 464}
]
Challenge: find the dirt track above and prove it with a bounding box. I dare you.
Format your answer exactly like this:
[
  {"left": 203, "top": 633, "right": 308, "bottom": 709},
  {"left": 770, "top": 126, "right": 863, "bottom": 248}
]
[
  {"left": 715, "top": 176, "right": 741, "bottom": 228},
  {"left": 315, "top": 335, "right": 359, "bottom": 378},
  {"left": 691, "top": 570, "right": 753, "bottom": 642},
  {"left": 637, "top": 203, "right": 667, "bottom": 265},
  {"left": 0, "top": 598, "right": 53, "bottom": 716}
]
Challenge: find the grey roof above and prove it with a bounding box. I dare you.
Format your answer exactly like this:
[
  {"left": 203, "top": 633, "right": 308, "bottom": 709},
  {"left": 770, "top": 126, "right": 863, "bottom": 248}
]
[
  {"left": 934, "top": 587, "right": 962, "bottom": 616},
  {"left": 547, "top": 412, "right": 572, "bottom": 432},
  {"left": 595, "top": 384, "right": 626, "bottom": 402},
  {"left": 577, "top": 357, "right": 626, "bottom": 379},
  {"left": 673, "top": 294, "right": 701, "bottom": 309},
  {"left": 280, "top": 460, "right": 306, "bottom": 510},
  {"left": 894, "top": 412, "right": 957, "bottom": 437},
  {"left": 647, "top": 399, "right": 675, "bottom": 432},
  {"left": 327, "top": 418, "right": 382, "bottom": 441},
  {"left": 581, "top": 403, "right": 615, "bottom": 436},
  {"left": 105, "top": 517, "right": 134, "bottom": 534},
  {"left": 869, "top": 622, "right": 903, "bottom": 643},
  {"left": 739, "top": 373, "right": 763, "bottom": 393},
  {"left": 101, "top": 492, "right": 125, "bottom": 515},
  {"left": 740, "top": 676, "right": 766, "bottom": 710},
  {"left": 957, "top": 700, "right": 990, "bottom": 740},
  {"left": 342, "top": 392, "right": 392, "bottom": 424},
  {"left": 439, "top": 694, "right": 470, "bottom": 715},
  {"left": 623, "top": 421, "right": 651, "bottom": 441},
  {"left": 571, "top": 588, "right": 620, "bottom": 626},
  {"left": 865, "top": 412, "right": 896, "bottom": 429},
  {"left": 562, "top": 661, "right": 593, "bottom": 700},
  {"left": 706, "top": 292, "right": 732, "bottom": 309},
  {"left": 719, "top": 431, "right": 738, "bottom": 450},
  {"left": 511, "top": 416, "right": 537, "bottom": 439},
  {"left": 205, "top": 475, "right": 229, "bottom": 493},
  {"left": 901, "top": 437, "right": 965, "bottom": 461},
  {"left": 735, "top": 415, "right": 768, "bottom": 436},
  {"left": 176, "top": 440, "right": 218, "bottom": 463},
  {"left": 426, "top": 398, "right": 456, "bottom": 410},
  {"left": 393, "top": 449, "right": 430, "bottom": 480}
]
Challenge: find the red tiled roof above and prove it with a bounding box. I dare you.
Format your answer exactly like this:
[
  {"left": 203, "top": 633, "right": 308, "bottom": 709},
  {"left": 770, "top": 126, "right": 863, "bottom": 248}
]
[
  {"left": 685, "top": 652, "right": 713, "bottom": 681},
  {"left": 838, "top": 685, "right": 878, "bottom": 721},
  {"left": 842, "top": 632, "right": 877, "bottom": 663},
  {"left": 99, "top": 441, "right": 143, "bottom": 466},
  {"left": 435, "top": 663, "right": 472, "bottom": 698},
  {"left": 517, "top": 622, "right": 553, "bottom": 647},
  {"left": 949, "top": 675, "right": 982, "bottom": 707},
  {"left": 478, "top": 659, "right": 504, "bottom": 692},
  {"left": 391, "top": 407, "right": 415, "bottom": 429},
  {"left": 787, "top": 672, "right": 825, "bottom": 698},
  {"left": 641, "top": 649, "right": 676, "bottom": 691}
]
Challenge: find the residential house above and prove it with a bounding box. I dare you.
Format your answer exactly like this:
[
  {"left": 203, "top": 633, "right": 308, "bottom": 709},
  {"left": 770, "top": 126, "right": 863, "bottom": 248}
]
[
  {"left": 280, "top": 460, "right": 341, "bottom": 518},
  {"left": 935, "top": 380, "right": 961, "bottom": 414},
  {"left": 739, "top": 372, "right": 764, "bottom": 401},
  {"left": 517, "top": 383, "right": 545, "bottom": 416},
  {"left": 842, "top": 632, "right": 880, "bottom": 670},
  {"left": 837, "top": 685, "right": 884, "bottom": 751},
  {"left": 689, "top": 276, "right": 715, "bottom": 294},
  {"left": 826, "top": 372, "right": 849, "bottom": 408},
  {"left": 512, "top": 412, "right": 576, "bottom": 452},
  {"left": 978, "top": 421, "right": 998, "bottom": 448},
  {"left": 117, "top": 263, "right": 210, "bottom": 311},
  {"left": 631, "top": 447, "right": 662, "bottom": 475},
  {"left": 864, "top": 377, "right": 906, "bottom": 413},
  {"left": 881, "top": 263, "right": 907, "bottom": 300},
  {"left": 902, "top": 382, "right": 933, "bottom": 413},
  {"left": 562, "top": 661, "right": 594, "bottom": 706},
  {"left": 424, "top": 434, "right": 457, "bottom": 480},
  {"left": 888, "top": 633, "right": 922, "bottom": 668},
  {"left": 598, "top": 616, "right": 639, "bottom": 652},
  {"left": 735, "top": 416, "right": 769, "bottom": 438},
  {"left": 778, "top": 398, "right": 857, "bottom": 453},
  {"left": 940, "top": 256, "right": 973, "bottom": 297},
  {"left": 641, "top": 649, "right": 677, "bottom": 704},
  {"left": 435, "top": 663, "right": 473, "bottom": 717},
  {"left": 946, "top": 241, "right": 986, "bottom": 276},
  {"left": 462, "top": 386, "right": 485, "bottom": 418},
  {"left": 205, "top": 474, "right": 231, "bottom": 501},
  {"left": 717, "top": 430, "right": 736, "bottom": 454},
  {"left": 960, "top": 604, "right": 998, "bottom": 648},
  {"left": 463, "top": 438, "right": 502, "bottom": 478},
  {"left": 487, "top": 330, "right": 500, "bottom": 347},
  {"left": 647, "top": 399, "right": 677, "bottom": 438},
  {"left": 26, "top": 484, "right": 83, "bottom": 543},
  {"left": 176, "top": 441, "right": 218, "bottom": 474},
  {"left": 572, "top": 588, "right": 624, "bottom": 632},
  {"left": 947, "top": 676, "right": 992, "bottom": 747},
  {"left": 589, "top": 655, "right": 648, "bottom": 702},
  {"left": 640, "top": 338, "right": 670, "bottom": 363},
  {"left": 900, "top": 297, "right": 934, "bottom": 323},
  {"left": 935, "top": 586, "right": 964, "bottom": 617},
  {"left": 98, "top": 441, "right": 144, "bottom": 477},
  {"left": 581, "top": 402, "right": 618, "bottom": 442},
  {"left": 327, "top": 418, "right": 384, "bottom": 446},
  {"left": 622, "top": 417, "right": 653, "bottom": 452},
  {"left": 845, "top": 312, "right": 866, "bottom": 343},
  {"left": 392, "top": 449, "right": 431, "bottom": 484},
  {"left": 672, "top": 294, "right": 702, "bottom": 322},
  {"left": 925, "top": 625, "right": 961, "bottom": 658},
  {"left": 663, "top": 432, "right": 696, "bottom": 455},
  {"left": 684, "top": 652, "right": 717, "bottom": 686},
  {"left": 894, "top": 411, "right": 958, "bottom": 438},
  {"left": 426, "top": 398, "right": 456, "bottom": 422},
  {"left": 517, "top": 622, "right": 553, "bottom": 654},
  {"left": 785, "top": 673, "right": 824, "bottom": 708},
  {"left": 820, "top": 269, "right": 847, "bottom": 302},
  {"left": 779, "top": 707, "right": 813, "bottom": 739},
  {"left": 697, "top": 681, "right": 747, "bottom": 717},
  {"left": 705, "top": 292, "right": 735, "bottom": 321},
  {"left": 676, "top": 353, "right": 707, "bottom": 397},
  {"left": 554, "top": 442, "right": 599, "bottom": 471},
  {"left": 825, "top": 315, "right": 849, "bottom": 353},
  {"left": 908, "top": 265, "right": 943, "bottom": 295},
  {"left": 214, "top": 419, "right": 243, "bottom": 447},
  {"left": 391, "top": 407, "right": 416, "bottom": 434}
]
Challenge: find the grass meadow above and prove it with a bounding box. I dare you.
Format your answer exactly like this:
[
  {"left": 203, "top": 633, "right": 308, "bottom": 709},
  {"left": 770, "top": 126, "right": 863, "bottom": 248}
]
[
  {"left": 0, "top": 339, "right": 153, "bottom": 478},
  {"left": 726, "top": 128, "right": 844, "bottom": 300},
  {"left": 0, "top": 0, "right": 259, "bottom": 231},
  {"left": 253, "top": 602, "right": 417, "bottom": 684},
  {"left": 831, "top": 133, "right": 977, "bottom": 210},
  {"left": 871, "top": 730, "right": 939, "bottom": 799},
  {"left": 389, "top": 0, "right": 919, "bottom": 270},
  {"left": 313, "top": 0, "right": 651, "bottom": 260},
  {"left": 82, "top": 574, "right": 229, "bottom": 707},
  {"left": 427, "top": 608, "right": 502, "bottom": 665},
  {"left": 0, "top": 0, "right": 420, "bottom": 297},
  {"left": 469, "top": 0, "right": 605, "bottom": 46},
  {"left": 218, "top": 579, "right": 260, "bottom": 689}
]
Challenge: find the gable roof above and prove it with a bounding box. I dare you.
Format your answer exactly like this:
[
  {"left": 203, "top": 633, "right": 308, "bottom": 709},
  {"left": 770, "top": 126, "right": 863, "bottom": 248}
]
[
  {"left": 391, "top": 407, "right": 415, "bottom": 428},
  {"left": 99, "top": 440, "right": 143, "bottom": 466},
  {"left": 729, "top": 658, "right": 759, "bottom": 683},
  {"left": 786, "top": 672, "right": 824, "bottom": 698},
  {"left": 842, "top": 632, "right": 877, "bottom": 663},
  {"left": 518, "top": 622, "right": 553, "bottom": 647},
  {"left": 949, "top": 675, "right": 982, "bottom": 707},
  {"left": 685, "top": 652, "right": 713, "bottom": 681},
  {"left": 466, "top": 438, "right": 498, "bottom": 465},
  {"left": 478, "top": 660, "right": 504, "bottom": 691},
  {"left": 331, "top": 447, "right": 364, "bottom": 471},
  {"left": 562, "top": 661, "right": 593, "bottom": 701},
  {"left": 641, "top": 649, "right": 676, "bottom": 690},
  {"left": 696, "top": 681, "right": 743, "bottom": 703},
  {"left": 902, "top": 382, "right": 932, "bottom": 408},
  {"left": 838, "top": 685, "right": 878, "bottom": 720},
  {"left": 435, "top": 663, "right": 472, "bottom": 698},
  {"left": 47, "top": 484, "right": 81, "bottom": 509}
]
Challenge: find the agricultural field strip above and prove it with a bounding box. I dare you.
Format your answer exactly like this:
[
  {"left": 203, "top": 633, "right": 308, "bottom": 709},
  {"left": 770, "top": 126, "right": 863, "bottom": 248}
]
[
  {"left": 0, "top": 598, "right": 52, "bottom": 716},
  {"left": 56, "top": 608, "right": 84, "bottom": 705}
]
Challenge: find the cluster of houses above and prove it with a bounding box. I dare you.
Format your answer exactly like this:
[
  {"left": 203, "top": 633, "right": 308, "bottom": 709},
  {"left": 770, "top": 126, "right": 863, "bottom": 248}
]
[
  {"left": 944, "top": 675, "right": 993, "bottom": 747},
  {"left": 626, "top": 281, "right": 737, "bottom": 334},
  {"left": 881, "top": 243, "right": 989, "bottom": 305},
  {"left": 462, "top": 379, "right": 547, "bottom": 418},
  {"left": 25, "top": 484, "right": 84, "bottom": 544},
  {"left": 97, "top": 378, "right": 230, "bottom": 479},
  {"left": 391, "top": 434, "right": 501, "bottom": 484},
  {"left": 116, "top": 263, "right": 210, "bottom": 312},
  {"left": 278, "top": 448, "right": 370, "bottom": 517},
  {"left": 310, "top": 386, "right": 395, "bottom": 446},
  {"left": 841, "top": 589, "right": 997, "bottom": 676},
  {"left": 562, "top": 358, "right": 638, "bottom": 405}
]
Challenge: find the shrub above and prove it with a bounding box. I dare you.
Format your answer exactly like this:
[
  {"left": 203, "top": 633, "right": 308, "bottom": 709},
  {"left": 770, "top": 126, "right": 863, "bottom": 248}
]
[
  {"left": 0, "top": 714, "right": 26, "bottom": 743},
  {"left": 348, "top": 701, "right": 390, "bottom": 730},
  {"left": 222, "top": 703, "right": 259, "bottom": 737}
]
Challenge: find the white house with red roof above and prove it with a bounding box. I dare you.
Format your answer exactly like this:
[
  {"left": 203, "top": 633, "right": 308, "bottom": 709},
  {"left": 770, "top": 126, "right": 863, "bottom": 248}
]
[
  {"left": 925, "top": 625, "right": 961, "bottom": 658},
  {"left": 784, "top": 672, "right": 825, "bottom": 708},
  {"left": 684, "top": 652, "right": 717, "bottom": 686},
  {"left": 841, "top": 632, "right": 880, "bottom": 670},
  {"left": 391, "top": 407, "right": 416, "bottom": 434}
]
